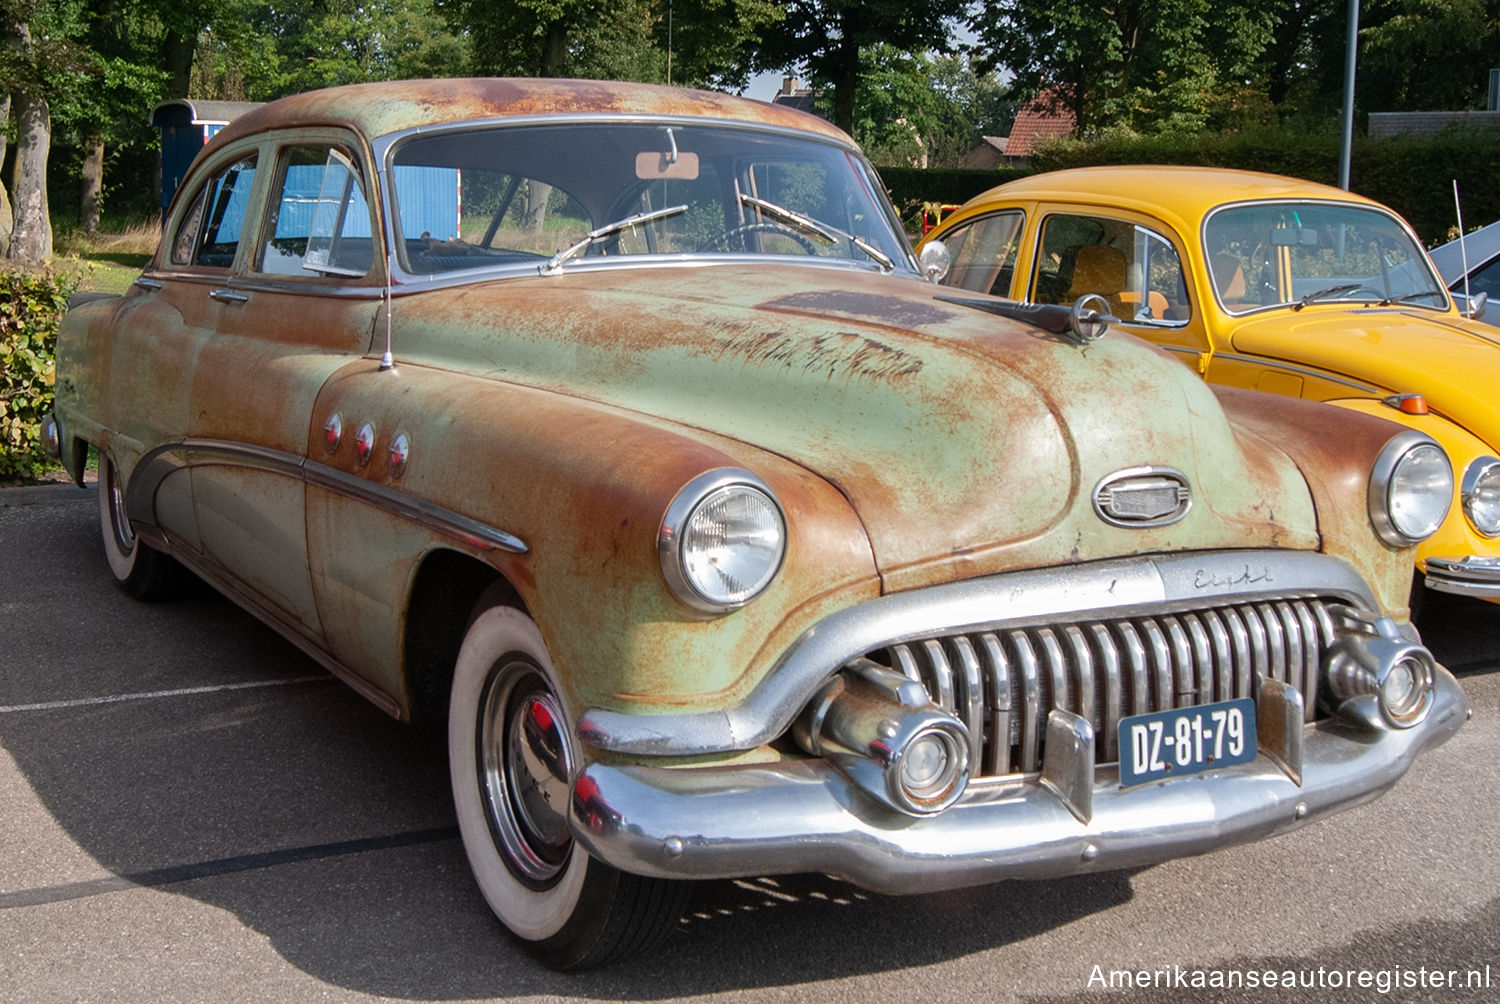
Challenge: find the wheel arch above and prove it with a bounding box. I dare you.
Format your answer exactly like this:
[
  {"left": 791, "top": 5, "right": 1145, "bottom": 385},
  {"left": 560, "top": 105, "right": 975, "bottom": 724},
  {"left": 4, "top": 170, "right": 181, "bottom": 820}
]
[{"left": 402, "top": 549, "right": 528, "bottom": 721}]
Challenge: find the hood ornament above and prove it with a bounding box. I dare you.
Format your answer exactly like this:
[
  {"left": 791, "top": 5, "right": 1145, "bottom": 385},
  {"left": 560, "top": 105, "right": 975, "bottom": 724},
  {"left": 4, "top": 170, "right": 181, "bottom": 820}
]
[{"left": 1094, "top": 467, "right": 1192, "bottom": 527}]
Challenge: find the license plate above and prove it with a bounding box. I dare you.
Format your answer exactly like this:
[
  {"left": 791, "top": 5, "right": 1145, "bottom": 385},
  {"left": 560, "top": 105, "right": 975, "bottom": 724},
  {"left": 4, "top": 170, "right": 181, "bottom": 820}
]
[{"left": 1118, "top": 697, "right": 1257, "bottom": 787}]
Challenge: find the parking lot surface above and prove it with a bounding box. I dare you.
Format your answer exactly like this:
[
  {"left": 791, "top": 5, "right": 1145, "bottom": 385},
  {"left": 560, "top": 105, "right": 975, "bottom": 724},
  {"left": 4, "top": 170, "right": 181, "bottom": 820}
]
[{"left": 2, "top": 482, "right": 1496, "bottom": 1003}]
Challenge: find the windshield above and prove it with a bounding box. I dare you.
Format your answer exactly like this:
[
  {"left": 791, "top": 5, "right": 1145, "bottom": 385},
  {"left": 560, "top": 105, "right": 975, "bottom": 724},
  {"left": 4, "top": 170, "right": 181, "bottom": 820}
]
[
  {"left": 386, "top": 122, "right": 911, "bottom": 277},
  {"left": 1203, "top": 202, "right": 1448, "bottom": 314}
]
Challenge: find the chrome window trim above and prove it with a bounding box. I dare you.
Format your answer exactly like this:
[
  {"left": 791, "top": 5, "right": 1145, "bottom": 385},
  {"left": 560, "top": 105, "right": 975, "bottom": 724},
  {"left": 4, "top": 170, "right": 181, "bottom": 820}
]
[
  {"left": 579, "top": 549, "right": 1378, "bottom": 756},
  {"left": 1200, "top": 197, "right": 1453, "bottom": 317},
  {"left": 127, "top": 438, "right": 527, "bottom": 555}
]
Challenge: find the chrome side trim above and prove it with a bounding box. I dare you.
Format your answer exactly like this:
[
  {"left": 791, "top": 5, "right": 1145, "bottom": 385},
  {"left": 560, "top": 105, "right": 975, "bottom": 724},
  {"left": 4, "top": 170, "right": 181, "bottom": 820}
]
[
  {"left": 579, "top": 550, "right": 1378, "bottom": 756},
  {"left": 570, "top": 666, "right": 1466, "bottom": 892},
  {"left": 126, "top": 438, "right": 527, "bottom": 554},
  {"left": 1208, "top": 354, "right": 1380, "bottom": 395}
]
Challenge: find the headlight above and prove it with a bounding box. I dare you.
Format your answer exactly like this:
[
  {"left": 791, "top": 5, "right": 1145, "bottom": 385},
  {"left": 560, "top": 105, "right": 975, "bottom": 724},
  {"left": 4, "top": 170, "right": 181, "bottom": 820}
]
[
  {"left": 1369, "top": 434, "right": 1452, "bottom": 545},
  {"left": 659, "top": 469, "right": 787, "bottom": 612},
  {"left": 1462, "top": 456, "right": 1500, "bottom": 537}
]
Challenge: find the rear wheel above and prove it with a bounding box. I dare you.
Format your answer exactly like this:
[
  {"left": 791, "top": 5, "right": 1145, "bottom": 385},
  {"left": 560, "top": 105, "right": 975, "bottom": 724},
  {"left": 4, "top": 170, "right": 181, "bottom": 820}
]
[
  {"left": 98, "top": 451, "right": 186, "bottom": 600},
  {"left": 448, "top": 602, "right": 688, "bottom": 969}
]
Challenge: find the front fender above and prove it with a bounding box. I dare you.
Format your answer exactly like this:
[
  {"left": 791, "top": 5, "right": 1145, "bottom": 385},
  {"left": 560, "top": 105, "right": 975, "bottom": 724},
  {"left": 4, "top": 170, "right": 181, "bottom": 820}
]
[{"left": 1211, "top": 386, "right": 1421, "bottom": 617}]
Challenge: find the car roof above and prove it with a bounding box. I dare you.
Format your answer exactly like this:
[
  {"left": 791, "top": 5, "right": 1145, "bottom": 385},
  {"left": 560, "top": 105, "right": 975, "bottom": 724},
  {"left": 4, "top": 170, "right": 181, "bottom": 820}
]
[
  {"left": 1429, "top": 218, "right": 1500, "bottom": 282},
  {"left": 966, "top": 165, "right": 1386, "bottom": 230},
  {"left": 207, "top": 77, "right": 852, "bottom": 152}
]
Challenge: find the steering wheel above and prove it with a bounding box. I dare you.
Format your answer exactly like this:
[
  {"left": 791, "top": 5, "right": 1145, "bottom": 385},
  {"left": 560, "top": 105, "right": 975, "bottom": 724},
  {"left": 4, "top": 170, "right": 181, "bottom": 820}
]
[{"left": 698, "top": 222, "right": 819, "bottom": 254}]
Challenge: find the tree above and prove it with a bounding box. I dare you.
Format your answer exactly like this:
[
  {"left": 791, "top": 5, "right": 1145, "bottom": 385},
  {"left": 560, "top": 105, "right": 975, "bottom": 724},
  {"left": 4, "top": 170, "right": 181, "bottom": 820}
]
[
  {"left": 970, "top": 0, "right": 1279, "bottom": 133},
  {"left": 847, "top": 47, "right": 1015, "bottom": 168},
  {"left": 442, "top": 0, "right": 777, "bottom": 87},
  {"left": 746, "top": 0, "right": 967, "bottom": 134},
  {"left": 1359, "top": 0, "right": 1500, "bottom": 112}
]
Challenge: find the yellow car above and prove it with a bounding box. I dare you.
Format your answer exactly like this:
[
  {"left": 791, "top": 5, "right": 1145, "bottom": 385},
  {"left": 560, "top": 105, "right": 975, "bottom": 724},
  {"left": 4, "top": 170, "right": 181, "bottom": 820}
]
[{"left": 920, "top": 166, "right": 1500, "bottom": 606}]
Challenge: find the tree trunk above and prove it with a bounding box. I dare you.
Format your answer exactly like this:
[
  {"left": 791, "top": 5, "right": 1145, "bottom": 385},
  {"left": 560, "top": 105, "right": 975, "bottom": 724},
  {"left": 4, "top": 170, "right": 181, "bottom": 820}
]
[
  {"left": 8, "top": 87, "right": 52, "bottom": 262},
  {"left": 164, "top": 28, "right": 197, "bottom": 98},
  {"left": 6, "top": 25, "right": 51, "bottom": 266},
  {"left": 0, "top": 93, "right": 11, "bottom": 257},
  {"left": 80, "top": 134, "right": 104, "bottom": 237},
  {"left": 524, "top": 181, "right": 552, "bottom": 233}
]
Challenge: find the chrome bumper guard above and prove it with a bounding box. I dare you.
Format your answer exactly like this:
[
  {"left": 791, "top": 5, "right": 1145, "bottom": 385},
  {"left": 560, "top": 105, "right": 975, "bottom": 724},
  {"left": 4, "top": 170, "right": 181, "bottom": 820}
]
[
  {"left": 569, "top": 666, "right": 1466, "bottom": 895},
  {"left": 1425, "top": 556, "right": 1500, "bottom": 599}
]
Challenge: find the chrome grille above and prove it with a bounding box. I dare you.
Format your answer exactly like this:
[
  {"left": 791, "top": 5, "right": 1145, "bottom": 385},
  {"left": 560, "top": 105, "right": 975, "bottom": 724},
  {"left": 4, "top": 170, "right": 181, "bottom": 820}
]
[{"left": 873, "top": 597, "right": 1344, "bottom": 777}]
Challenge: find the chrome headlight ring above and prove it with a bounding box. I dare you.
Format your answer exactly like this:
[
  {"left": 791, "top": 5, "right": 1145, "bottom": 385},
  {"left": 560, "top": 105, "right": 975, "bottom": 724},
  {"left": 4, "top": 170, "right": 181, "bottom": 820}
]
[
  {"left": 1461, "top": 455, "right": 1500, "bottom": 538},
  {"left": 1369, "top": 432, "right": 1453, "bottom": 546},
  {"left": 658, "top": 468, "right": 788, "bottom": 613}
]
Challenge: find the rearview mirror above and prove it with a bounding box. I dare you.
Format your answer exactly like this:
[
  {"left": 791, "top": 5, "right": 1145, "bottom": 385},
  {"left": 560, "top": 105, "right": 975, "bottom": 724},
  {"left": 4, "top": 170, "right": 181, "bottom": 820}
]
[{"left": 635, "top": 152, "right": 699, "bottom": 181}]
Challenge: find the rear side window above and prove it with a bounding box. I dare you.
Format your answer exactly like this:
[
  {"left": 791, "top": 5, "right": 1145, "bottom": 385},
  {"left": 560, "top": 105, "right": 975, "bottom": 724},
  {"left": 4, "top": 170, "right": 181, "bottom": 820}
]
[
  {"left": 170, "top": 156, "right": 258, "bottom": 269},
  {"left": 258, "top": 146, "right": 374, "bottom": 277}
]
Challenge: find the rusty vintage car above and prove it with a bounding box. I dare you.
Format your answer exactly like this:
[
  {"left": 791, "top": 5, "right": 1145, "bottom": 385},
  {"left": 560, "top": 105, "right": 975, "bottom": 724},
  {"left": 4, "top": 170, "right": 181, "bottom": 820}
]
[{"left": 47, "top": 80, "right": 1467, "bottom": 968}]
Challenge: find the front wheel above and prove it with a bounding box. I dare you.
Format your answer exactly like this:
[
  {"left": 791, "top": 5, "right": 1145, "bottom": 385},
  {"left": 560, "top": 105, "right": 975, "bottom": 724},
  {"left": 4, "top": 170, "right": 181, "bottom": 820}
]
[
  {"left": 98, "top": 451, "right": 186, "bottom": 600},
  {"left": 448, "top": 603, "right": 688, "bottom": 969}
]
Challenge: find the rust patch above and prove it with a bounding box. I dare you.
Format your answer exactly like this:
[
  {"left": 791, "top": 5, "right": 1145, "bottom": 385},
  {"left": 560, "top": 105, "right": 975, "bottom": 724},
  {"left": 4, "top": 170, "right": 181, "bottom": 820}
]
[
  {"left": 718, "top": 330, "right": 923, "bottom": 382},
  {"left": 761, "top": 291, "right": 955, "bottom": 330}
]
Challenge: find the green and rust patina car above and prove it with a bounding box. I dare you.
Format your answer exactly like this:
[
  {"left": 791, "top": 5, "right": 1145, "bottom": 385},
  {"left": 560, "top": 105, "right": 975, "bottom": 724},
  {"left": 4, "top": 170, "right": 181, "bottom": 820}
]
[{"left": 47, "top": 81, "right": 1467, "bottom": 968}]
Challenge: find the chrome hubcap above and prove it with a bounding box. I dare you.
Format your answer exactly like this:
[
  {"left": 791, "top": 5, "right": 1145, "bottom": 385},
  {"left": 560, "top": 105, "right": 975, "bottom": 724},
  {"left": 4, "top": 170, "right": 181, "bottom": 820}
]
[
  {"left": 107, "top": 461, "right": 136, "bottom": 555},
  {"left": 478, "top": 658, "right": 574, "bottom": 887}
]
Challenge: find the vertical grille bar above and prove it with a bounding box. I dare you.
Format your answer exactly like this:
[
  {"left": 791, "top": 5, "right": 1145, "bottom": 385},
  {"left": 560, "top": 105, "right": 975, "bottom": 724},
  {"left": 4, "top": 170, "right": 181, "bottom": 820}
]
[{"left": 977, "top": 633, "right": 1012, "bottom": 775}]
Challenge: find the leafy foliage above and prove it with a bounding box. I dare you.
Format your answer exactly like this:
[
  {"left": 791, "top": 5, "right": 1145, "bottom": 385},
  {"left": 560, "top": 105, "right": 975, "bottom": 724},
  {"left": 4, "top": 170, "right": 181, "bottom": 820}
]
[{"left": 0, "top": 266, "right": 80, "bottom": 482}]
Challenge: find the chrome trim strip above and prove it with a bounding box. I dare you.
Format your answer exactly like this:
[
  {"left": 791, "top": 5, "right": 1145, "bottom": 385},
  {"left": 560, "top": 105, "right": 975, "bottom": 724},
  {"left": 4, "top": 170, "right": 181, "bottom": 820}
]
[
  {"left": 126, "top": 439, "right": 527, "bottom": 554},
  {"left": 570, "top": 667, "right": 1466, "bottom": 891},
  {"left": 579, "top": 550, "right": 1380, "bottom": 756},
  {"left": 1208, "top": 354, "right": 1380, "bottom": 394}
]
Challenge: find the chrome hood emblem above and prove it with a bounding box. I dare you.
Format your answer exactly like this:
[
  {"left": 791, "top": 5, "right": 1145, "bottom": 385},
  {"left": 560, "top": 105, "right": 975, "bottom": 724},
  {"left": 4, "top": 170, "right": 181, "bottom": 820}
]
[{"left": 1094, "top": 467, "right": 1192, "bottom": 527}]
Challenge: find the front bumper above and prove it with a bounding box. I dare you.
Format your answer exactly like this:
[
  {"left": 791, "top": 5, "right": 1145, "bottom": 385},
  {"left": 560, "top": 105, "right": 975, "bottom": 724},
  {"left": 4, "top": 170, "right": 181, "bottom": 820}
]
[
  {"left": 569, "top": 666, "right": 1466, "bottom": 895},
  {"left": 1425, "top": 555, "right": 1500, "bottom": 599}
]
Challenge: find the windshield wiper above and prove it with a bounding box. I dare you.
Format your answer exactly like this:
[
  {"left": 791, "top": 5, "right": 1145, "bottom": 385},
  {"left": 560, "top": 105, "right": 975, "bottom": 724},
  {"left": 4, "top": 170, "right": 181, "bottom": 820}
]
[
  {"left": 1377, "top": 290, "right": 1445, "bottom": 306},
  {"left": 1292, "top": 283, "right": 1362, "bottom": 310},
  {"left": 541, "top": 204, "right": 688, "bottom": 275},
  {"left": 739, "top": 194, "right": 895, "bottom": 272}
]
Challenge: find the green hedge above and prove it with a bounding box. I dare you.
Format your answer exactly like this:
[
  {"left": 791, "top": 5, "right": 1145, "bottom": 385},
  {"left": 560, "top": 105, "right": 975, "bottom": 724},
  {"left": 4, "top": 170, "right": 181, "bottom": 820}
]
[
  {"left": 1, "top": 267, "right": 80, "bottom": 483},
  {"left": 880, "top": 125, "right": 1500, "bottom": 246}
]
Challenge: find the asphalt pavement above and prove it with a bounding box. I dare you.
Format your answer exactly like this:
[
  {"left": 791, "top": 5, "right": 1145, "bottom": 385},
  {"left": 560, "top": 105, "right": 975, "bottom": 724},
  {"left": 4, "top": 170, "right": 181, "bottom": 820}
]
[{"left": 1, "top": 482, "right": 1496, "bottom": 1003}]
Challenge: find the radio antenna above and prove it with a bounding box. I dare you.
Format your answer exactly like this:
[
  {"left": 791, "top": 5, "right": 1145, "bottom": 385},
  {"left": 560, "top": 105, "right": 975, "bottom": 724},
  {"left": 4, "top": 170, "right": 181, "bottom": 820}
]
[
  {"left": 1454, "top": 180, "right": 1473, "bottom": 312},
  {"left": 380, "top": 252, "right": 395, "bottom": 371}
]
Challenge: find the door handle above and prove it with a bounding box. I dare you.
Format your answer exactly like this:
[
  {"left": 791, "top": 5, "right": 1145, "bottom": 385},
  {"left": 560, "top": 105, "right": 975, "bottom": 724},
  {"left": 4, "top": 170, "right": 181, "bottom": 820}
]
[{"left": 209, "top": 288, "right": 250, "bottom": 304}]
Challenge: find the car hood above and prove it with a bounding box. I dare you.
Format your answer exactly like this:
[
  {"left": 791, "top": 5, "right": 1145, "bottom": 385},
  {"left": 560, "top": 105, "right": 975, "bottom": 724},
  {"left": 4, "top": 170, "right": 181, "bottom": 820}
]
[
  {"left": 400, "top": 264, "right": 1318, "bottom": 588},
  {"left": 1228, "top": 306, "right": 1500, "bottom": 449}
]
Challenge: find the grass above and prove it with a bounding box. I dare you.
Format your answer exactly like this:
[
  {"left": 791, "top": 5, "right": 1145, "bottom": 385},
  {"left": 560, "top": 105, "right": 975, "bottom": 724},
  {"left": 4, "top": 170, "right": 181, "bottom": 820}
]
[{"left": 52, "top": 217, "right": 161, "bottom": 295}]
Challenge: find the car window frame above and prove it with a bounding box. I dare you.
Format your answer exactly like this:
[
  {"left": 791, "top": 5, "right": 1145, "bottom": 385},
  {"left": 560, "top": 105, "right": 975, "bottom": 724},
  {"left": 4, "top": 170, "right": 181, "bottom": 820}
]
[
  {"left": 936, "top": 209, "right": 1027, "bottom": 298},
  {"left": 251, "top": 131, "right": 381, "bottom": 285},
  {"left": 161, "top": 143, "right": 266, "bottom": 275},
  {"left": 1027, "top": 207, "right": 1194, "bottom": 330}
]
